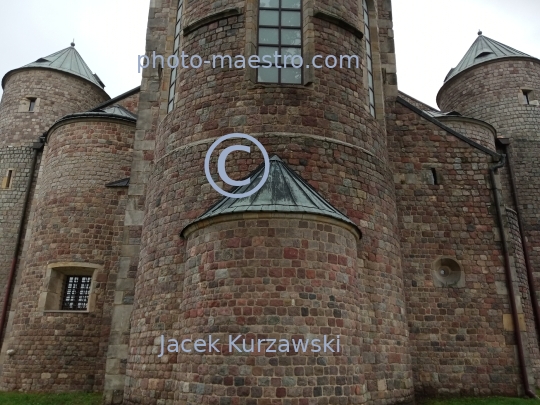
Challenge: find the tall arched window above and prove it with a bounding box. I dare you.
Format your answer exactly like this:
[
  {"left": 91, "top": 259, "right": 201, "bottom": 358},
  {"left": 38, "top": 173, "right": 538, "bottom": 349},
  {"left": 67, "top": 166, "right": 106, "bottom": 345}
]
[
  {"left": 363, "top": 0, "right": 375, "bottom": 117},
  {"left": 168, "top": 0, "right": 184, "bottom": 113}
]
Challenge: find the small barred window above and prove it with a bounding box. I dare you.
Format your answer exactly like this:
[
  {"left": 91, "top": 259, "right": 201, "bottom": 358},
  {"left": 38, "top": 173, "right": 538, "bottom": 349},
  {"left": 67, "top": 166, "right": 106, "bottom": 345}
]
[{"left": 62, "top": 275, "right": 92, "bottom": 310}]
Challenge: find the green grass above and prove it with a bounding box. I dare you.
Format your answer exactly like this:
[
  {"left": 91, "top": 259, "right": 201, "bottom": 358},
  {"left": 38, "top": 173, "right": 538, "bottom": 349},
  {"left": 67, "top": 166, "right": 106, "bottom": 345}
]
[
  {"left": 420, "top": 397, "right": 540, "bottom": 405},
  {"left": 0, "top": 392, "right": 101, "bottom": 405}
]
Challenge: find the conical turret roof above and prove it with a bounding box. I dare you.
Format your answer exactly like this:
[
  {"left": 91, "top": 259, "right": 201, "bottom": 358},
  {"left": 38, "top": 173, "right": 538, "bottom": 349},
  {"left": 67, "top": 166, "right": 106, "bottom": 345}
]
[
  {"left": 181, "top": 156, "right": 361, "bottom": 237},
  {"left": 2, "top": 44, "right": 105, "bottom": 89},
  {"left": 444, "top": 34, "right": 533, "bottom": 82}
]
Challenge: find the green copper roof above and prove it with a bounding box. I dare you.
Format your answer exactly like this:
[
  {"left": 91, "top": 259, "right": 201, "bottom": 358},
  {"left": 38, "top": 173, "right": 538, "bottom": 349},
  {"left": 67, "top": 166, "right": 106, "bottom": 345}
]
[
  {"left": 18, "top": 44, "right": 105, "bottom": 89},
  {"left": 445, "top": 33, "right": 532, "bottom": 82},
  {"left": 181, "top": 156, "right": 360, "bottom": 236}
]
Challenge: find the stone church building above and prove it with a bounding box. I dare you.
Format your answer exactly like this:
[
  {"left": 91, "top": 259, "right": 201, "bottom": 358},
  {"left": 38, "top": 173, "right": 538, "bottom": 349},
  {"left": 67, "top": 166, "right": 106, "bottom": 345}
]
[{"left": 1, "top": 0, "right": 540, "bottom": 404}]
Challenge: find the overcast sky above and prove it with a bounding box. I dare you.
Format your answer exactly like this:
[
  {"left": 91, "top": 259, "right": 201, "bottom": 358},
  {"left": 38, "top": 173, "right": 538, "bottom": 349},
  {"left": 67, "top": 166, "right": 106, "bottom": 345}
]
[{"left": 0, "top": 1, "right": 539, "bottom": 110}]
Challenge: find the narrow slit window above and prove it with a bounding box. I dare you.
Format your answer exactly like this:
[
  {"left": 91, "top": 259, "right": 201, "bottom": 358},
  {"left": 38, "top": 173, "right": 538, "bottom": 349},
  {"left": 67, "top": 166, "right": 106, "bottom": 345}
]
[
  {"left": 431, "top": 168, "right": 438, "bottom": 185},
  {"left": 168, "top": 0, "right": 183, "bottom": 113},
  {"left": 257, "top": 0, "right": 303, "bottom": 84},
  {"left": 3, "top": 169, "right": 14, "bottom": 189},
  {"left": 523, "top": 90, "right": 531, "bottom": 105},
  {"left": 62, "top": 275, "right": 92, "bottom": 310},
  {"left": 363, "top": 0, "right": 375, "bottom": 117},
  {"left": 28, "top": 98, "right": 36, "bottom": 112}
]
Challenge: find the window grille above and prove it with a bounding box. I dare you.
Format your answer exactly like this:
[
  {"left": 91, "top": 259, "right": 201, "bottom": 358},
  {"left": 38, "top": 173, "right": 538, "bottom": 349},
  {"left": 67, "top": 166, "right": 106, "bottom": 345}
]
[{"left": 62, "top": 276, "right": 92, "bottom": 310}]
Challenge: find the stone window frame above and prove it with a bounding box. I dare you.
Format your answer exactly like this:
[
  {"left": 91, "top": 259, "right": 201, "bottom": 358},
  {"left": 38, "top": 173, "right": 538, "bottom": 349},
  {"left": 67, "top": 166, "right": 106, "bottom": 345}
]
[
  {"left": 1, "top": 168, "right": 14, "bottom": 189},
  {"left": 519, "top": 88, "right": 538, "bottom": 106},
  {"left": 38, "top": 262, "right": 101, "bottom": 313},
  {"left": 18, "top": 96, "right": 40, "bottom": 113}
]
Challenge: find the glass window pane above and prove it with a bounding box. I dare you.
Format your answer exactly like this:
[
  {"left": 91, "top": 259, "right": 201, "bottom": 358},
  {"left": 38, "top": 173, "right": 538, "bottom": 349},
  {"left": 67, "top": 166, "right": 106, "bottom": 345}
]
[
  {"left": 177, "top": 5, "right": 183, "bottom": 20},
  {"left": 282, "top": 0, "right": 301, "bottom": 8},
  {"left": 369, "top": 88, "right": 375, "bottom": 105},
  {"left": 282, "top": 47, "right": 301, "bottom": 57},
  {"left": 258, "top": 66, "right": 279, "bottom": 83},
  {"left": 174, "top": 35, "right": 180, "bottom": 51},
  {"left": 259, "top": 46, "right": 279, "bottom": 59},
  {"left": 259, "top": 28, "right": 279, "bottom": 44},
  {"left": 363, "top": 0, "right": 368, "bottom": 10},
  {"left": 260, "top": 0, "right": 279, "bottom": 7},
  {"left": 282, "top": 11, "right": 301, "bottom": 26},
  {"left": 364, "top": 11, "right": 369, "bottom": 25},
  {"left": 169, "top": 84, "right": 175, "bottom": 101},
  {"left": 281, "top": 67, "right": 302, "bottom": 84},
  {"left": 366, "top": 41, "right": 371, "bottom": 56},
  {"left": 368, "top": 72, "right": 373, "bottom": 88},
  {"left": 176, "top": 21, "right": 181, "bottom": 36},
  {"left": 364, "top": 26, "right": 370, "bottom": 41},
  {"left": 260, "top": 10, "right": 279, "bottom": 25},
  {"left": 281, "top": 29, "right": 301, "bottom": 45},
  {"left": 168, "top": 101, "right": 174, "bottom": 113},
  {"left": 370, "top": 105, "right": 375, "bottom": 117},
  {"left": 367, "top": 56, "right": 372, "bottom": 72},
  {"left": 171, "top": 67, "right": 177, "bottom": 81}
]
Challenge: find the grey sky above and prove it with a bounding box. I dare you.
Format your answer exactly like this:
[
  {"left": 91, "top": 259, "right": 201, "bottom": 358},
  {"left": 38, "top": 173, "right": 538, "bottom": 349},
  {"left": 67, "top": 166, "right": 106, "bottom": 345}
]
[{"left": 1, "top": 1, "right": 539, "bottom": 110}]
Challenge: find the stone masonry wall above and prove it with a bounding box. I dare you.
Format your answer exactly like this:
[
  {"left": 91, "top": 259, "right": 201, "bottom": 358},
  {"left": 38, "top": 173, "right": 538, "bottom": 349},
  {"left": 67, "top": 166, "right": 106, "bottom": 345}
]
[
  {"left": 0, "top": 119, "right": 134, "bottom": 392},
  {"left": 115, "top": 91, "right": 140, "bottom": 115},
  {"left": 438, "top": 59, "right": 540, "bottom": 337},
  {"left": 0, "top": 69, "right": 109, "bottom": 147},
  {"left": 172, "top": 214, "right": 368, "bottom": 404},
  {"left": 436, "top": 117, "right": 496, "bottom": 151},
  {"left": 125, "top": 0, "right": 414, "bottom": 403},
  {"left": 388, "top": 101, "right": 532, "bottom": 397},
  {"left": 102, "top": 0, "right": 176, "bottom": 402},
  {"left": 0, "top": 146, "right": 33, "bottom": 317}
]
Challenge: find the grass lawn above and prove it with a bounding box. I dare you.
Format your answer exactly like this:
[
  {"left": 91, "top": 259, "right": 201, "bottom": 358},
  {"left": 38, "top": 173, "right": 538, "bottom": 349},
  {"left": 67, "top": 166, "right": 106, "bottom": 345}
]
[
  {"left": 0, "top": 392, "right": 101, "bottom": 405},
  {"left": 420, "top": 397, "right": 540, "bottom": 405}
]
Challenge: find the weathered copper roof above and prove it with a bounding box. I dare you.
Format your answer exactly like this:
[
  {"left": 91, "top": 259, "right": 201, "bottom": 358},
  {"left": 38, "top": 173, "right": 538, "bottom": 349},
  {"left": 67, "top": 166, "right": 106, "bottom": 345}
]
[
  {"left": 445, "top": 34, "right": 533, "bottom": 82},
  {"left": 181, "top": 155, "right": 360, "bottom": 236},
  {"left": 3, "top": 44, "right": 105, "bottom": 89}
]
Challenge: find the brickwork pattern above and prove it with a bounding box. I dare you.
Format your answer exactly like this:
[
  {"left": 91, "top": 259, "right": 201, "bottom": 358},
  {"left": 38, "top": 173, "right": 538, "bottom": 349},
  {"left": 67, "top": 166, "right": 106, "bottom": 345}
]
[
  {"left": 507, "top": 208, "right": 540, "bottom": 386},
  {"left": 438, "top": 60, "right": 540, "bottom": 345},
  {"left": 173, "top": 215, "right": 368, "bottom": 404},
  {"left": 0, "top": 69, "right": 109, "bottom": 147},
  {"left": 0, "top": 119, "right": 134, "bottom": 392},
  {"left": 437, "top": 60, "right": 540, "bottom": 139},
  {"left": 0, "top": 147, "right": 34, "bottom": 313},
  {"left": 437, "top": 118, "right": 496, "bottom": 151},
  {"left": 388, "top": 102, "right": 529, "bottom": 396},
  {"left": 115, "top": 92, "right": 140, "bottom": 115}
]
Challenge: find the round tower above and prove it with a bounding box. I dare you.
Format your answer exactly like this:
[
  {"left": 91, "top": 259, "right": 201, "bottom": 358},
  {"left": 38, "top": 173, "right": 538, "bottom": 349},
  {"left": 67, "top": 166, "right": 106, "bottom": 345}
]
[
  {"left": 0, "top": 44, "right": 110, "bottom": 357},
  {"left": 125, "top": 0, "right": 413, "bottom": 404},
  {"left": 0, "top": 43, "right": 110, "bottom": 147},
  {"left": 437, "top": 33, "right": 540, "bottom": 138},
  {"left": 0, "top": 106, "right": 136, "bottom": 392}
]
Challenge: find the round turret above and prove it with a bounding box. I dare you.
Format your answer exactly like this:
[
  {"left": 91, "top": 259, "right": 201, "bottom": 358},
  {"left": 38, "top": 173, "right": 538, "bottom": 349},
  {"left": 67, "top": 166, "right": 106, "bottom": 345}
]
[
  {"left": 0, "top": 106, "right": 136, "bottom": 392},
  {"left": 0, "top": 45, "right": 109, "bottom": 147},
  {"left": 437, "top": 34, "right": 540, "bottom": 139}
]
